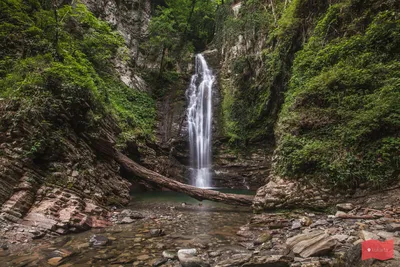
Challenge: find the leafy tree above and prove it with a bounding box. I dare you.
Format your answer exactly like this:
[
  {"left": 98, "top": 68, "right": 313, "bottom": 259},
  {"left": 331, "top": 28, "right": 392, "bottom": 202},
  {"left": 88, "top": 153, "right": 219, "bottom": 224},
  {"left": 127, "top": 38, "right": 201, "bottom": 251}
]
[{"left": 144, "top": 0, "right": 218, "bottom": 76}]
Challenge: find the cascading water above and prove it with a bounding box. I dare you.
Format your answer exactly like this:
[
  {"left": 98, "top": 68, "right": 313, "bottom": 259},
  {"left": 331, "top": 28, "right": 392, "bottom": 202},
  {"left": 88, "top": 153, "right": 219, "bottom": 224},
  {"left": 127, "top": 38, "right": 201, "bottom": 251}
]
[{"left": 186, "top": 54, "right": 215, "bottom": 188}]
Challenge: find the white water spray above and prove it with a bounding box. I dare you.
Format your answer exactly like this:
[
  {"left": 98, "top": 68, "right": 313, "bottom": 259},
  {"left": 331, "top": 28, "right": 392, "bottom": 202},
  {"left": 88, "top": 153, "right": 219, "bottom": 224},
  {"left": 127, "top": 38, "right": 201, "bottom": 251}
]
[{"left": 186, "top": 54, "right": 215, "bottom": 188}]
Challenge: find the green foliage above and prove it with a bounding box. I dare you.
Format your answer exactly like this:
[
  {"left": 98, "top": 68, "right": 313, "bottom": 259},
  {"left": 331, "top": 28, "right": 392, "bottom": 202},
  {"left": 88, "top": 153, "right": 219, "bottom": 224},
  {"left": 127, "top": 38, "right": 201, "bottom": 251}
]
[
  {"left": 217, "top": 0, "right": 303, "bottom": 143},
  {"left": 276, "top": 4, "right": 400, "bottom": 188},
  {"left": 144, "top": 0, "right": 218, "bottom": 75},
  {"left": 0, "top": 0, "right": 156, "bottom": 162}
]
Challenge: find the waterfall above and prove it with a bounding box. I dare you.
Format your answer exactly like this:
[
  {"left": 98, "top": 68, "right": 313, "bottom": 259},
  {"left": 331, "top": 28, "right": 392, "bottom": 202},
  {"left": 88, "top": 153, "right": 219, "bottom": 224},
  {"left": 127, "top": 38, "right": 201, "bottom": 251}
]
[{"left": 186, "top": 54, "right": 215, "bottom": 188}]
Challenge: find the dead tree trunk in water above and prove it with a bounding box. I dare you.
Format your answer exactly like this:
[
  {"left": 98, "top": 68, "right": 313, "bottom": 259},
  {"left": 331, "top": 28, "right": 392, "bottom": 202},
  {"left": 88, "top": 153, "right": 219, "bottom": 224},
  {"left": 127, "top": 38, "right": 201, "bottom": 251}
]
[{"left": 92, "top": 139, "right": 254, "bottom": 206}]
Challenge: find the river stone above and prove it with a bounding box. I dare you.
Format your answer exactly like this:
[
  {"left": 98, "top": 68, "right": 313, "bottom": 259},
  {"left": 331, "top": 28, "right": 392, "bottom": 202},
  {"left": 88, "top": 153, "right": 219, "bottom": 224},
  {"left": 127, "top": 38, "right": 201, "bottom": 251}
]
[
  {"left": 333, "top": 234, "right": 349, "bottom": 242},
  {"left": 310, "top": 219, "right": 329, "bottom": 228},
  {"left": 163, "top": 250, "right": 177, "bottom": 259},
  {"left": 153, "top": 258, "right": 168, "bottom": 266},
  {"left": 215, "top": 253, "right": 252, "bottom": 267},
  {"left": 178, "top": 248, "right": 197, "bottom": 257},
  {"left": 242, "top": 255, "right": 293, "bottom": 267},
  {"left": 47, "top": 257, "right": 63, "bottom": 266},
  {"left": 120, "top": 217, "right": 135, "bottom": 224},
  {"left": 150, "top": 229, "right": 165, "bottom": 237},
  {"left": 291, "top": 220, "right": 302, "bottom": 230},
  {"left": 119, "top": 209, "right": 144, "bottom": 220},
  {"left": 336, "top": 203, "right": 354, "bottom": 211},
  {"left": 360, "top": 230, "right": 379, "bottom": 241},
  {"left": 287, "top": 232, "right": 336, "bottom": 258},
  {"left": 89, "top": 235, "right": 109, "bottom": 246},
  {"left": 178, "top": 249, "right": 209, "bottom": 267},
  {"left": 137, "top": 254, "right": 150, "bottom": 261},
  {"left": 254, "top": 232, "right": 272, "bottom": 245}
]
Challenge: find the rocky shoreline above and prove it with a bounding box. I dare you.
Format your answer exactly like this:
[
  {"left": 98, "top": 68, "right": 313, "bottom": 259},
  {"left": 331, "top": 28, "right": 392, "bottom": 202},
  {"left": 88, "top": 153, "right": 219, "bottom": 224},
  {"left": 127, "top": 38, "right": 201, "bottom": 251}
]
[{"left": 1, "top": 191, "right": 400, "bottom": 266}]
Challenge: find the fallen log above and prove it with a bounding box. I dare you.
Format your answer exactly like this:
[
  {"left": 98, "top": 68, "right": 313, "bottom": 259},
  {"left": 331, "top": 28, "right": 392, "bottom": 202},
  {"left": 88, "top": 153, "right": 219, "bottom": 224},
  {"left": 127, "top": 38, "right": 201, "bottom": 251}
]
[{"left": 92, "top": 139, "right": 254, "bottom": 206}]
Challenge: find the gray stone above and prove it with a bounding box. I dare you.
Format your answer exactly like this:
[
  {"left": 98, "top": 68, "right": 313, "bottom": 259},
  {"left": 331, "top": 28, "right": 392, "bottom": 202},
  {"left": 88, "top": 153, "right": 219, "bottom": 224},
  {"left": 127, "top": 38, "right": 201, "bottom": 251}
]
[
  {"left": 178, "top": 249, "right": 209, "bottom": 267},
  {"left": 287, "top": 232, "right": 336, "bottom": 258},
  {"left": 163, "top": 250, "right": 177, "bottom": 259},
  {"left": 310, "top": 219, "right": 329, "bottom": 228},
  {"left": 360, "top": 230, "right": 379, "bottom": 241},
  {"left": 292, "top": 220, "right": 302, "bottom": 230},
  {"left": 150, "top": 229, "right": 165, "bottom": 237},
  {"left": 89, "top": 235, "right": 109, "bottom": 246},
  {"left": 153, "top": 258, "right": 168, "bottom": 267},
  {"left": 178, "top": 248, "right": 197, "bottom": 257},
  {"left": 215, "top": 253, "right": 252, "bottom": 267},
  {"left": 119, "top": 209, "right": 144, "bottom": 219},
  {"left": 336, "top": 203, "right": 354, "bottom": 211},
  {"left": 120, "top": 217, "right": 134, "bottom": 224},
  {"left": 254, "top": 232, "right": 272, "bottom": 245},
  {"left": 333, "top": 234, "right": 349, "bottom": 242}
]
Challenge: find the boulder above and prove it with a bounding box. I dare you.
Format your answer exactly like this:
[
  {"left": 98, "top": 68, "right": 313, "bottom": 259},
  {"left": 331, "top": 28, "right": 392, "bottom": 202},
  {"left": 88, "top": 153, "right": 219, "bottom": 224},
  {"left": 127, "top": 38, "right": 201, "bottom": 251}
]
[{"left": 286, "top": 232, "right": 336, "bottom": 258}]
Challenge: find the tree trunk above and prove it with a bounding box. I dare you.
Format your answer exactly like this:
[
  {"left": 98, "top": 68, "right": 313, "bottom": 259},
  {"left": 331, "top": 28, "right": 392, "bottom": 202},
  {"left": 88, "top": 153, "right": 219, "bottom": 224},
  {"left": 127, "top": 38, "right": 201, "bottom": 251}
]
[{"left": 92, "top": 139, "right": 254, "bottom": 206}]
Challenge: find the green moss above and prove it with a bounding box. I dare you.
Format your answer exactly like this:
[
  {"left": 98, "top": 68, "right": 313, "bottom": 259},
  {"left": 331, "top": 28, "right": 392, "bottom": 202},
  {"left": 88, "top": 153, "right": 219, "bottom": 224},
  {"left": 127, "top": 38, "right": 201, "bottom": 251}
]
[
  {"left": 276, "top": 5, "right": 400, "bottom": 188},
  {"left": 0, "top": 1, "right": 156, "bottom": 160}
]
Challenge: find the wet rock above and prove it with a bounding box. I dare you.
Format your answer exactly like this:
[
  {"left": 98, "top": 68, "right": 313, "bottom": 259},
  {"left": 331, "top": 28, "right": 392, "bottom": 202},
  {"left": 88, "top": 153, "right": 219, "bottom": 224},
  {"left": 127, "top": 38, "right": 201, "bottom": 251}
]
[
  {"left": 48, "top": 257, "right": 63, "bottom": 266},
  {"left": 150, "top": 229, "right": 165, "bottom": 237},
  {"left": 178, "top": 248, "right": 209, "bottom": 267},
  {"left": 178, "top": 248, "right": 197, "bottom": 257},
  {"left": 163, "top": 250, "right": 177, "bottom": 259},
  {"left": 153, "top": 258, "right": 168, "bottom": 266},
  {"left": 119, "top": 209, "right": 144, "bottom": 219},
  {"left": 120, "top": 217, "right": 135, "bottom": 224},
  {"left": 137, "top": 254, "right": 150, "bottom": 261},
  {"left": 336, "top": 203, "right": 354, "bottom": 211},
  {"left": 242, "top": 255, "right": 293, "bottom": 266},
  {"left": 360, "top": 230, "right": 379, "bottom": 241},
  {"left": 89, "top": 235, "right": 109, "bottom": 246},
  {"left": 286, "top": 232, "right": 336, "bottom": 258},
  {"left": 46, "top": 249, "right": 74, "bottom": 266},
  {"left": 254, "top": 232, "right": 272, "bottom": 245},
  {"left": 208, "top": 251, "right": 221, "bottom": 257},
  {"left": 215, "top": 253, "right": 252, "bottom": 267},
  {"left": 310, "top": 219, "right": 328, "bottom": 228}
]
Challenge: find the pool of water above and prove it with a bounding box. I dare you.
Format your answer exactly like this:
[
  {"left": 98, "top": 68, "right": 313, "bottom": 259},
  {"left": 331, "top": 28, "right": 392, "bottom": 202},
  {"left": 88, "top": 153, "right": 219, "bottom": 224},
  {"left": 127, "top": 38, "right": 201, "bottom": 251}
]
[
  {"left": 0, "top": 190, "right": 255, "bottom": 266},
  {"left": 131, "top": 189, "right": 255, "bottom": 205}
]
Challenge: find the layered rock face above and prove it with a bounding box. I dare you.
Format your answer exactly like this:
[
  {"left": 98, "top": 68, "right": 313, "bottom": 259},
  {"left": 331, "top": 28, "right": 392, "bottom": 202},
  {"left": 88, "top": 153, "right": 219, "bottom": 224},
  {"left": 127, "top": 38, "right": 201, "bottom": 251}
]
[
  {"left": 82, "top": 0, "right": 152, "bottom": 91},
  {"left": 0, "top": 101, "right": 130, "bottom": 243}
]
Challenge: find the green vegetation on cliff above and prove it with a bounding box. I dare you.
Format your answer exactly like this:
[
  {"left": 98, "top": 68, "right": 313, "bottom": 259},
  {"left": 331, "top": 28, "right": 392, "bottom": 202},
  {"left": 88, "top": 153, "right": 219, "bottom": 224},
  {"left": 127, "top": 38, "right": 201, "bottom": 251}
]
[
  {"left": 276, "top": 1, "right": 400, "bottom": 188},
  {"left": 0, "top": 0, "right": 156, "bottom": 160},
  {"left": 217, "top": 0, "right": 399, "bottom": 188}
]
